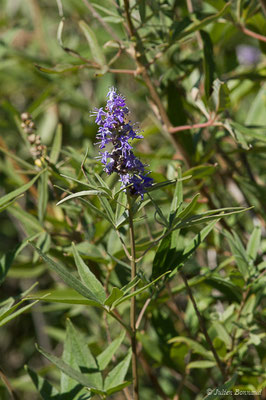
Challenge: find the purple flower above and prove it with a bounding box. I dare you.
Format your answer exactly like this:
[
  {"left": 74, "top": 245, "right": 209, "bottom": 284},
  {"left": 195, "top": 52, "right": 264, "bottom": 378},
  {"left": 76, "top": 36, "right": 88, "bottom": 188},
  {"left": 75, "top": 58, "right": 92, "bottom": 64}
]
[
  {"left": 236, "top": 45, "right": 261, "bottom": 66},
  {"left": 93, "top": 87, "right": 153, "bottom": 198}
]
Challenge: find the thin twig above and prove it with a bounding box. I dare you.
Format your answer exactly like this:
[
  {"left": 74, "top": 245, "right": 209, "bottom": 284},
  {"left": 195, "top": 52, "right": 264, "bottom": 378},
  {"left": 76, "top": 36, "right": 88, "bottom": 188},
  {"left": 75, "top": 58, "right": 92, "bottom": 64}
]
[
  {"left": 136, "top": 298, "right": 151, "bottom": 329},
  {"left": 109, "top": 68, "right": 138, "bottom": 75},
  {"left": 180, "top": 270, "right": 226, "bottom": 378},
  {"left": 237, "top": 24, "right": 266, "bottom": 43},
  {"left": 169, "top": 120, "right": 222, "bottom": 133}
]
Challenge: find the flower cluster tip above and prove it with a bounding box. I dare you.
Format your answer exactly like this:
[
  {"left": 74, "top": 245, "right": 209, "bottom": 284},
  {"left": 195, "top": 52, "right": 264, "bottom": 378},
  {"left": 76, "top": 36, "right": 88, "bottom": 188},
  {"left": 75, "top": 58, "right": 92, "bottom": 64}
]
[{"left": 93, "top": 87, "right": 153, "bottom": 198}]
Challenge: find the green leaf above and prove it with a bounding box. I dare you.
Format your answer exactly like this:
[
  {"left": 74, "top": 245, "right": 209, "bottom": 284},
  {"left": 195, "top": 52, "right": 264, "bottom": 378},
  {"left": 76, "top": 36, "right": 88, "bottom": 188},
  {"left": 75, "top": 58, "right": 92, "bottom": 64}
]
[
  {"left": 203, "top": 374, "right": 238, "bottom": 399},
  {"left": 210, "top": 321, "right": 232, "bottom": 348},
  {"left": 223, "top": 119, "right": 249, "bottom": 150},
  {"left": 152, "top": 235, "right": 172, "bottom": 279},
  {"left": 176, "top": 2, "right": 231, "bottom": 40},
  {"left": 183, "top": 165, "right": 216, "bottom": 180},
  {"left": 245, "top": 86, "right": 266, "bottom": 126},
  {"left": 170, "top": 167, "right": 183, "bottom": 213},
  {"left": 61, "top": 320, "right": 103, "bottom": 392},
  {"left": 247, "top": 225, "right": 261, "bottom": 261},
  {"left": 26, "top": 366, "right": 60, "bottom": 399},
  {"left": 79, "top": 20, "right": 106, "bottom": 66},
  {"left": 0, "top": 233, "right": 41, "bottom": 286},
  {"left": 27, "top": 288, "right": 103, "bottom": 306},
  {"left": 98, "top": 196, "right": 115, "bottom": 224},
  {"left": 200, "top": 30, "right": 215, "bottom": 98},
  {"left": 66, "top": 241, "right": 107, "bottom": 263},
  {"left": 169, "top": 219, "right": 219, "bottom": 278},
  {"left": 0, "top": 299, "right": 40, "bottom": 327},
  {"left": 37, "top": 345, "right": 105, "bottom": 395},
  {"left": 176, "top": 207, "right": 248, "bottom": 229},
  {"left": 97, "top": 330, "right": 126, "bottom": 370},
  {"left": 72, "top": 242, "right": 106, "bottom": 303},
  {"left": 0, "top": 171, "right": 42, "bottom": 208},
  {"left": 56, "top": 190, "right": 104, "bottom": 206},
  {"left": 104, "top": 287, "right": 124, "bottom": 308},
  {"left": 138, "top": 0, "right": 146, "bottom": 22},
  {"left": 121, "top": 276, "right": 140, "bottom": 295},
  {"left": 30, "top": 243, "right": 103, "bottom": 306},
  {"left": 50, "top": 123, "right": 62, "bottom": 164},
  {"left": 187, "top": 360, "right": 216, "bottom": 369},
  {"left": 224, "top": 231, "right": 250, "bottom": 280},
  {"left": 112, "top": 271, "right": 170, "bottom": 309},
  {"left": 176, "top": 193, "right": 200, "bottom": 220},
  {"left": 210, "top": 79, "right": 230, "bottom": 114},
  {"left": 168, "top": 337, "right": 214, "bottom": 360},
  {"left": 104, "top": 350, "right": 132, "bottom": 391},
  {"left": 230, "top": 121, "right": 266, "bottom": 143},
  {"left": 8, "top": 204, "right": 43, "bottom": 234}
]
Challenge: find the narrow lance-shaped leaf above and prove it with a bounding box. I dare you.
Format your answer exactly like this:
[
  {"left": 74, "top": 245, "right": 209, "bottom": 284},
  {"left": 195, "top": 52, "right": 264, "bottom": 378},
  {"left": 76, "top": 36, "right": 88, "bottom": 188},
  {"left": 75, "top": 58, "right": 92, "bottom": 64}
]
[
  {"left": 79, "top": 20, "right": 106, "bottom": 66},
  {"left": 247, "top": 225, "right": 261, "bottom": 261},
  {"left": 30, "top": 243, "right": 103, "bottom": 306},
  {"left": 61, "top": 319, "right": 103, "bottom": 391},
  {"left": 0, "top": 232, "right": 41, "bottom": 286},
  {"left": 169, "top": 218, "right": 219, "bottom": 278},
  {"left": 104, "top": 350, "right": 132, "bottom": 391},
  {"left": 72, "top": 243, "right": 106, "bottom": 304},
  {"left": 26, "top": 367, "right": 60, "bottom": 400},
  {"left": 37, "top": 345, "right": 106, "bottom": 395},
  {"left": 0, "top": 299, "right": 40, "bottom": 327},
  {"left": 112, "top": 271, "right": 170, "bottom": 309},
  {"left": 224, "top": 231, "right": 250, "bottom": 280},
  {"left": 97, "top": 330, "right": 126, "bottom": 370},
  {"left": 0, "top": 170, "right": 43, "bottom": 208},
  {"left": 104, "top": 287, "right": 124, "bottom": 308},
  {"left": 56, "top": 190, "right": 104, "bottom": 206}
]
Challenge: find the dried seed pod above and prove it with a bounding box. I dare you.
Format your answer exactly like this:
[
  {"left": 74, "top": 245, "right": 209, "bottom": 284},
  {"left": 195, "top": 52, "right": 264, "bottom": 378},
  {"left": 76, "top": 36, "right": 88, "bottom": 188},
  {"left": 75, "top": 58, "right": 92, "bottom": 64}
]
[
  {"left": 21, "top": 112, "right": 31, "bottom": 122},
  {"left": 28, "top": 134, "right": 36, "bottom": 144}
]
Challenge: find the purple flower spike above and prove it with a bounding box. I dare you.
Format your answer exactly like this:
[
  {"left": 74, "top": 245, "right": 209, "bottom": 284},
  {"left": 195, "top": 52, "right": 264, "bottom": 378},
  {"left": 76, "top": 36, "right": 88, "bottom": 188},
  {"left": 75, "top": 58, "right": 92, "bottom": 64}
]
[{"left": 93, "top": 87, "right": 153, "bottom": 198}]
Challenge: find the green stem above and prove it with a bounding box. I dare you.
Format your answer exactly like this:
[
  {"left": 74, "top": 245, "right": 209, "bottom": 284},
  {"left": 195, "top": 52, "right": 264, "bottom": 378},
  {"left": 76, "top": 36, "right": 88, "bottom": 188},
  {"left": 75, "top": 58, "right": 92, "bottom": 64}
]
[{"left": 127, "top": 190, "right": 139, "bottom": 400}]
